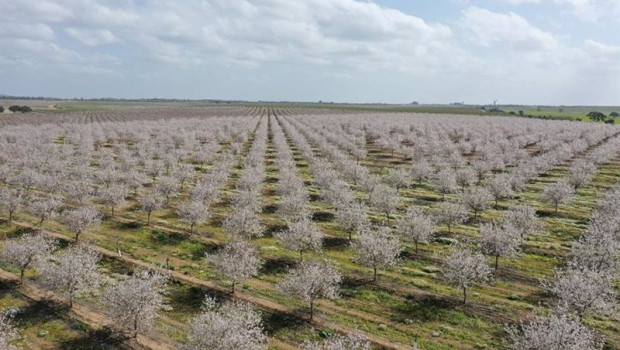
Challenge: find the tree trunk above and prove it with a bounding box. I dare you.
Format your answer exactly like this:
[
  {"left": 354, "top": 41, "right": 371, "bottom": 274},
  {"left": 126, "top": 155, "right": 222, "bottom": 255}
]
[
  {"left": 299, "top": 250, "right": 304, "bottom": 262},
  {"left": 75, "top": 232, "right": 81, "bottom": 243},
  {"left": 20, "top": 268, "right": 25, "bottom": 284},
  {"left": 373, "top": 267, "right": 377, "bottom": 282},
  {"left": 232, "top": 281, "right": 236, "bottom": 294},
  {"left": 133, "top": 316, "right": 139, "bottom": 338},
  {"left": 555, "top": 203, "right": 559, "bottom": 214},
  {"left": 495, "top": 255, "right": 499, "bottom": 271},
  {"left": 462, "top": 287, "right": 467, "bottom": 304},
  {"left": 309, "top": 300, "right": 314, "bottom": 320},
  {"left": 386, "top": 212, "right": 390, "bottom": 225},
  {"left": 147, "top": 212, "right": 151, "bottom": 225},
  {"left": 9, "top": 211, "right": 13, "bottom": 223},
  {"left": 415, "top": 241, "right": 419, "bottom": 255}
]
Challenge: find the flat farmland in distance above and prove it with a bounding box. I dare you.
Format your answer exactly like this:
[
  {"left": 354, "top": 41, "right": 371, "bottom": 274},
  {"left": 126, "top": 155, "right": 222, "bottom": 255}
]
[{"left": 0, "top": 104, "right": 618, "bottom": 350}]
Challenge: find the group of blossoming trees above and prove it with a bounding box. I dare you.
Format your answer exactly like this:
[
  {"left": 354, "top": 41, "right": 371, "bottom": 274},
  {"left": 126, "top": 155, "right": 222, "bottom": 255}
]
[{"left": 0, "top": 107, "right": 618, "bottom": 349}]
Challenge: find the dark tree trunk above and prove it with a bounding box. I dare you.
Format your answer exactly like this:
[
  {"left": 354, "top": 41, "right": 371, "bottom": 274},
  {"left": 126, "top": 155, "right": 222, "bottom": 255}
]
[{"left": 463, "top": 287, "right": 467, "bottom": 304}]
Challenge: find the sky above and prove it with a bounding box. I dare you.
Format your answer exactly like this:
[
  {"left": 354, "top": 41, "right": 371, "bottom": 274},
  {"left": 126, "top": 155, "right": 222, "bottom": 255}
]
[{"left": 0, "top": 0, "right": 619, "bottom": 105}]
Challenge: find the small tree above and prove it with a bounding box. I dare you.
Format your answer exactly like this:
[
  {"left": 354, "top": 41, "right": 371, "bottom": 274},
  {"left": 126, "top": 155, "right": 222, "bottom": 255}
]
[
  {"left": 546, "top": 268, "right": 615, "bottom": 321},
  {"left": 177, "top": 199, "right": 210, "bottom": 234},
  {"left": 479, "top": 222, "right": 522, "bottom": 271},
  {"left": 335, "top": 200, "right": 370, "bottom": 242},
  {"left": 370, "top": 185, "right": 399, "bottom": 224},
  {"left": 2, "top": 232, "right": 56, "bottom": 283},
  {"left": 396, "top": 206, "right": 434, "bottom": 254},
  {"left": 385, "top": 168, "right": 410, "bottom": 193},
  {"left": 432, "top": 169, "right": 458, "bottom": 200},
  {"left": 503, "top": 205, "right": 543, "bottom": 238},
  {"left": 8, "top": 105, "right": 20, "bottom": 113},
  {"left": 278, "top": 260, "right": 341, "bottom": 320},
  {"left": 39, "top": 243, "right": 101, "bottom": 307},
  {"left": 435, "top": 202, "right": 467, "bottom": 233},
  {"left": 570, "top": 227, "right": 619, "bottom": 275},
  {"left": 568, "top": 161, "right": 596, "bottom": 189},
  {"left": 223, "top": 206, "right": 263, "bottom": 239},
  {"left": 28, "top": 197, "right": 62, "bottom": 226},
  {"left": 206, "top": 239, "right": 262, "bottom": 294},
  {"left": 443, "top": 245, "right": 492, "bottom": 303},
  {"left": 352, "top": 226, "right": 400, "bottom": 281},
  {"left": 185, "top": 296, "right": 267, "bottom": 350},
  {"left": 488, "top": 175, "right": 513, "bottom": 207},
  {"left": 410, "top": 160, "right": 433, "bottom": 185},
  {"left": 103, "top": 269, "right": 168, "bottom": 338},
  {"left": 542, "top": 181, "right": 574, "bottom": 214},
  {"left": 0, "top": 188, "right": 22, "bottom": 223},
  {"left": 506, "top": 314, "right": 602, "bottom": 350},
  {"left": 99, "top": 185, "right": 128, "bottom": 216},
  {"left": 455, "top": 168, "right": 477, "bottom": 190},
  {"left": 65, "top": 207, "right": 101, "bottom": 242},
  {"left": 461, "top": 187, "right": 493, "bottom": 220},
  {"left": 278, "top": 192, "right": 310, "bottom": 222},
  {"left": 276, "top": 219, "right": 323, "bottom": 261},
  {"left": 140, "top": 192, "right": 164, "bottom": 225},
  {"left": 302, "top": 332, "right": 371, "bottom": 350}
]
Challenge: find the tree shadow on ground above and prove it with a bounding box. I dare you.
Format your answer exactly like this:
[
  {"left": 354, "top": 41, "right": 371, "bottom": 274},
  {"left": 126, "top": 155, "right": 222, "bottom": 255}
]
[
  {"left": 394, "top": 295, "right": 458, "bottom": 323},
  {"left": 262, "top": 204, "right": 278, "bottom": 214},
  {"left": 59, "top": 327, "right": 129, "bottom": 350},
  {"left": 322, "top": 236, "right": 349, "bottom": 251},
  {"left": 262, "top": 310, "right": 306, "bottom": 335},
  {"left": 114, "top": 221, "right": 141, "bottom": 230},
  {"left": 0, "top": 279, "right": 18, "bottom": 295},
  {"left": 311, "top": 211, "right": 334, "bottom": 222},
  {"left": 261, "top": 256, "right": 297, "bottom": 275},
  {"left": 149, "top": 230, "right": 185, "bottom": 246},
  {"left": 12, "top": 299, "right": 68, "bottom": 327},
  {"left": 167, "top": 283, "right": 232, "bottom": 312},
  {"left": 263, "top": 224, "right": 287, "bottom": 238}
]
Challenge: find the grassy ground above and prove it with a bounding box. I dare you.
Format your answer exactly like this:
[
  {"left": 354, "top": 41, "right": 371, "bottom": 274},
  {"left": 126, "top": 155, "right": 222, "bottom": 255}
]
[{"left": 0, "top": 109, "right": 618, "bottom": 349}]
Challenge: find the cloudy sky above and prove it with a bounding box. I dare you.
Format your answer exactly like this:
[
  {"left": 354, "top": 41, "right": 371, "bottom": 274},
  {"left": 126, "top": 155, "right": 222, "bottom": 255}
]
[{"left": 1, "top": 0, "right": 618, "bottom": 105}]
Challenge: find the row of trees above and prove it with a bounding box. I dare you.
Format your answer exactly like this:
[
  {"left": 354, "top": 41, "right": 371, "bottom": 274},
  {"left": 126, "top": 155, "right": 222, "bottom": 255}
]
[
  {"left": 506, "top": 184, "right": 619, "bottom": 349},
  {"left": 587, "top": 111, "right": 618, "bottom": 123},
  {"left": 0, "top": 105, "right": 32, "bottom": 113},
  {"left": 0, "top": 231, "right": 374, "bottom": 349}
]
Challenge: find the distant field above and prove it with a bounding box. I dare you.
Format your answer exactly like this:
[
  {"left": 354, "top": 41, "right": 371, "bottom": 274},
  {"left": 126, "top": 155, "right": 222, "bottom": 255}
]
[{"left": 2, "top": 99, "right": 618, "bottom": 123}]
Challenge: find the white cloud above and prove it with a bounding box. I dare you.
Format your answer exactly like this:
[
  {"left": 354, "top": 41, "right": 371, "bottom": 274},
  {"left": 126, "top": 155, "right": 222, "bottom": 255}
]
[
  {"left": 0, "top": 0, "right": 617, "bottom": 104},
  {"left": 503, "top": 0, "right": 620, "bottom": 21},
  {"left": 460, "top": 7, "right": 559, "bottom": 51},
  {"left": 66, "top": 28, "right": 119, "bottom": 46},
  {"left": 0, "top": 23, "right": 54, "bottom": 41}
]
